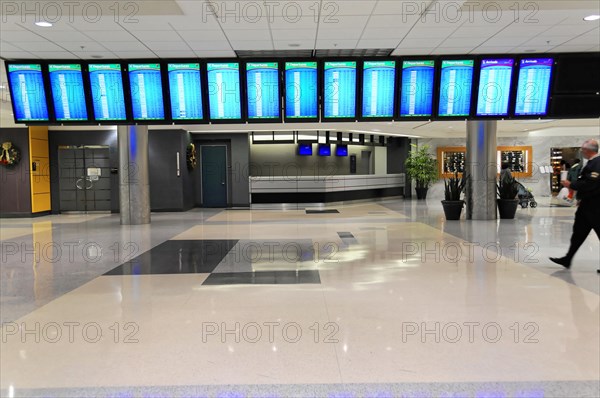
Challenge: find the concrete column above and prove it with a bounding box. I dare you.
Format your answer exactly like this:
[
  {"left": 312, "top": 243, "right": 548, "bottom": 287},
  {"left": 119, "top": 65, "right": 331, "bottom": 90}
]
[
  {"left": 466, "top": 120, "right": 497, "bottom": 220},
  {"left": 118, "top": 125, "right": 150, "bottom": 225}
]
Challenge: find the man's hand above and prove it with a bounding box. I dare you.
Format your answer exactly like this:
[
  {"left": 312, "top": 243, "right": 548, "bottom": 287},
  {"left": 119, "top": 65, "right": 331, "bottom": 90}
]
[{"left": 561, "top": 180, "right": 571, "bottom": 188}]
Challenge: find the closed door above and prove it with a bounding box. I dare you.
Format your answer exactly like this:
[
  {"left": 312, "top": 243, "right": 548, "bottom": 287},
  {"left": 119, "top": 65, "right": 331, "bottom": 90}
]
[
  {"left": 58, "top": 146, "right": 111, "bottom": 213},
  {"left": 201, "top": 146, "right": 227, "bottom": 207},
  {"left": 359, "top": 150, "right": 372, "bottom": 175}
]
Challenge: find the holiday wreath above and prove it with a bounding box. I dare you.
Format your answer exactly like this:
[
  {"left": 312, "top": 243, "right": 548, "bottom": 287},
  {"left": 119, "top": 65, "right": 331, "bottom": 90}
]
[{"left": 0, "top": 142, "right": 21, "bottom": 168}]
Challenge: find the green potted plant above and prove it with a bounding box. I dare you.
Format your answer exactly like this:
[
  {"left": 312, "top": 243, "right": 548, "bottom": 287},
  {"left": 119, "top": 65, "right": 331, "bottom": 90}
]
[
  {"left": 497, "top": 176, "right": 520, "bottom": 219},
  {"left": 442, "top": 171, "right": 468, "bottom": 220},
  {"left": 404, "top": 144, "right": 438, "bottom": 199}
]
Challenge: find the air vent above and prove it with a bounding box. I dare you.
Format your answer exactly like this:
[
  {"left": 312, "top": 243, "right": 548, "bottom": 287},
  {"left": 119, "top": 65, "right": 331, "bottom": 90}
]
[
  {"left": 236, "top": 48, "right": 394, "bottom": 58},
  {"left": 236, "top": 50, "right": 313, "bottom": 58},
  {"left": 315, "top": 48, "right": 394, "bottom": 57}
]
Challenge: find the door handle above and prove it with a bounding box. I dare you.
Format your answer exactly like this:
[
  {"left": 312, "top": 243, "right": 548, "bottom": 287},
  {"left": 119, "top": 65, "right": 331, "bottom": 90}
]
[
  {"left": 76, "top": 178, "right": 84, "bottom": 190},
  {"left": 85, "top": 177, "right": 93, "bottom": 190},
  {"left": 221, "top": 182, "right": 225, "bottom": 185}
]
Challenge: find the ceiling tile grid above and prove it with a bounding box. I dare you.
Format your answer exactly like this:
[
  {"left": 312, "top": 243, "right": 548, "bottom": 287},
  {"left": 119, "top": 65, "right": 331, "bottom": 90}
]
[{"left": 0, "top": 0, "right": 597, "bottom": 59}]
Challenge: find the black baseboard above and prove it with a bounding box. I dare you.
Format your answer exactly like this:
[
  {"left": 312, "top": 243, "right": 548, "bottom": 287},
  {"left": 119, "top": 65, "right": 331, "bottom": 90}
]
[
  {"left": 0, "top": 211, "right": 51, "bottom": 219},
  {"left": 251, "top": 188, "right": 404, "bottom": 204}
]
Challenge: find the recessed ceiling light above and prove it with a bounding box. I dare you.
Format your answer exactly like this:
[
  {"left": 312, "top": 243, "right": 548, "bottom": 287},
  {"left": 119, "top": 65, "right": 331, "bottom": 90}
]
[
  {"left": 288, "top": 43, "right": 300, "bottom": 47},
  {"left": 583, "top": 14, "right": 600, "bottom": 21},
  {"left": 35, "top": 21, "right": 53, "bottom": 27},
  {"left": 91, "top": 55, "right": 103, "bottom": 59}
]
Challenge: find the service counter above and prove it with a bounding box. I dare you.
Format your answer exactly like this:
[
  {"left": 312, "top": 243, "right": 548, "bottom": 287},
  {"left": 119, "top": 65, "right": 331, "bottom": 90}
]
[{"left": 250, "top": 174, "right": 406, "bottom": 203}]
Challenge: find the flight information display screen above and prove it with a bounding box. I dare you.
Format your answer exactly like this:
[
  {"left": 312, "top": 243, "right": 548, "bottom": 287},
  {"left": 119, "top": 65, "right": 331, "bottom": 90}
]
[
  {"left": 49, "top": 64, "right": 88, "bottom": 121},
  {"left": 168, "top": 63, "right": 204, "bottom": 121},
  {"left": 7, "top": 64, "right": 50, "bottom": 122},
  {"left": 207, "top": 62, "right": 242, "bottom": 120},
  {"left": 362, "top": 60, "right": 396, "bottom": 118},
  {"left": 128, "top": 63, "right": 165, "bottom": 121},
  {"left": 515, "top": 58, "right": 553, "bottom": 116},
  {"left": 438, "top": 60, "right": 474, "bottom": 117},
  {"left": 285, "top": 61, "right": 318, "bottom": 119},
  {"left": 88, "top": 64, "right": 127, "bottom": 121},
  {"left": 476, "top": 58, "right": 514, "bottom": 116},
  {"left": 246, "top": 62, "right": 280, "bottom": 119},
  {"left": 323, "top": 61, "right": 357, "bottom": 119},
  {"left": 400, "top": 60, "right": 435, "bottom": 117}
]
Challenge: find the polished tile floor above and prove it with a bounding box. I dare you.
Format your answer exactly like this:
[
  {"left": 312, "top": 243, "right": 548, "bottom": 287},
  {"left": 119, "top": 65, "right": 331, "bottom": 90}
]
[{"left": 1, "top": 199, "right": 599, "bottom": 397}]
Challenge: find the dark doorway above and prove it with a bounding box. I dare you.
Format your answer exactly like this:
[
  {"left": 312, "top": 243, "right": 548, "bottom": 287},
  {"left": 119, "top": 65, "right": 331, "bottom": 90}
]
[{"left": 201, "top": 145, "right": 228, "bottom": 207}]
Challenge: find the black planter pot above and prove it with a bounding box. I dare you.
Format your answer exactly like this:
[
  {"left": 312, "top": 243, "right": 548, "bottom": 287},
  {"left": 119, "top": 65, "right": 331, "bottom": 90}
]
[
  {"left": 441, "top": 200, "right": 464, "bottom": 220},
  {"left": 497, "top": 199, "right": 519, "bottom": 219},
  {"left": 415, "top": 187, "right": 429, "bottom": 200}
]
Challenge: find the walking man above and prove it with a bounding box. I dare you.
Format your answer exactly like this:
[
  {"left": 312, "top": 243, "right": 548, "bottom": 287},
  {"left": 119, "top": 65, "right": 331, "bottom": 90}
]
[{"left": 550, "top": 139, "right": 600, "bottom": 272}]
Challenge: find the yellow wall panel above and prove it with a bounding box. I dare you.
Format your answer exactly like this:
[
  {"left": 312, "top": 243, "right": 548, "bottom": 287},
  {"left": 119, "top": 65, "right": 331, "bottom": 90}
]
[
  {"left": 29, "top": 126, "right": 48, "bottom": 141},
  {"left": 32, "top": 180, "right": 50, "bottom": 195},
  {"left": 31, "top": 158, "right": 50, "bottom": 177},
  {"left": 30, "top": 139, "right": 49, "bottom": 158},
  {"left": 29, "top": 126, "right": 51, "bottom": 213},
  {"left": 31, "top": 194, "right": 51, "bottom": 213}
]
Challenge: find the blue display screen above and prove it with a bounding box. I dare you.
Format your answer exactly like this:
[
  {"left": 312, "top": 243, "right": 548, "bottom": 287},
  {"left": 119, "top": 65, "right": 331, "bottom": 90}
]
[
  {"left": 336, "top": 145, "right": 348, "bottom": 157},
  {"left": 285, "top": 62, "right": 318, "bottom": 119},
  {"left": 298, "top": 143, "right": 313, "bottom": 156},
  {"left": 318, "top": 144, "right": 331, "bottom": 156},
  {"left": 207, "top": 63, "right": 241, "bottom": 120},
  {"left": 49, "top": 64, "right": 88, "bottom": 121},
  {"left": 7, "top": 64, "right": 49, "bottom": 122},
  {"left": 476, "top": 58, "right": 514, "bottom": 116},
  {"left": 128, "top": 63, "right": 165, "bottom": 121},
  {"left": 515, "top": 58, "right": 553, "bottom": 116},
  {"left": 362, "top": 61, "right": 396, "bottom": 118},
  {"left": 168, "top": 63, "right": 204, "bottom": 121},
  {"left": 246, "top": 62, "right": 280, "bottom": 119},
  {"left": 400, "top": 60, "right": 435, "bottom": 117},
  {"left": 324, "top": 61, "right": 357, "bottom": 119},
  {"left": 438, "top": 60, "right": 474, "bottom": 117},
  {"left": 88, "top": 64, "right": 127, "bottom": 121}
]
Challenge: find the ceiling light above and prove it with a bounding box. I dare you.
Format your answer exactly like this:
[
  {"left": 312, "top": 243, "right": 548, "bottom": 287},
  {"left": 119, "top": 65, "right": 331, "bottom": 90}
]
[
  {"left": 91, "top": 55, "right": 103, "bottom": 59},
  {"left": 288, "top": 43, "right": 300, "bottom": 47},
  {"left": 515, "top": 119, "right": 556, "bottom": 124},
  {"left": 583, "top": 14, "right": 600, "bottom": 21},
  {"left": 35, "top": 21, "right": 53, "bottom": 27}
]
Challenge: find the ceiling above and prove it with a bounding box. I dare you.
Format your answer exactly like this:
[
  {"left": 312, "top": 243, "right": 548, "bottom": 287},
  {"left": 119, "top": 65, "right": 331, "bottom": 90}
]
[
  {"left": 1, "top": 0, "right": 599, "bottom": 135},
  {"left": 0, "top": 0, "right": 598, "bottom": 60}
]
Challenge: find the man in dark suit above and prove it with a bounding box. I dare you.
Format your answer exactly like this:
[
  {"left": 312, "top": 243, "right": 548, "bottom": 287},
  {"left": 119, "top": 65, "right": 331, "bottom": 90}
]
[{"left": 550, "top": 139, "right": 600, "bottom": 272}]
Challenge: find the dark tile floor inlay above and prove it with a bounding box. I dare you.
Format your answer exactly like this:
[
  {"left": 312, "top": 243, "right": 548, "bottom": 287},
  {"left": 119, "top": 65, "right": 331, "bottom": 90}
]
[
  {"left": 105, "top": 240, "right": 239, "bottom": 275},
  {"left": 202, "top": 271, "right": 321, "bottom": 285},
  {"left": 338, "top": 232, "right": 358, "bottom": 246},
  {"left": 306, "top": 209, "right": 340, "bottom": 214}
]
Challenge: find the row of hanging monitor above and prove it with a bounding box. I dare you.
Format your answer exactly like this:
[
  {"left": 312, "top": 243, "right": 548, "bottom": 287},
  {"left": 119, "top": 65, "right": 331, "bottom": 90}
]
[{"left": 6, "top": 56, "right": 559, "bottom": 124}]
